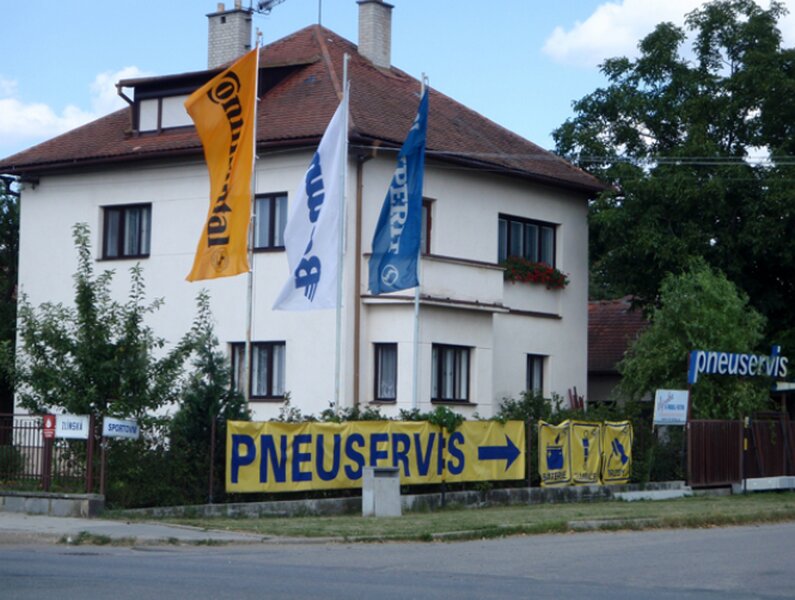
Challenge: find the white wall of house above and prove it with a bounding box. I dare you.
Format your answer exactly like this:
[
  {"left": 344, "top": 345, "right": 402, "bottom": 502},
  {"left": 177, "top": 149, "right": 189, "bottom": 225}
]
[{"left": 16, "top": 145, "right": 588, "bottom": 420}]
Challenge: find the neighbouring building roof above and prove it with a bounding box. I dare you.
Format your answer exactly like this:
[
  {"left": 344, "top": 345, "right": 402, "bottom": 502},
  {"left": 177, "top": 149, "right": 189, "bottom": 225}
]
[
  {"left": 0, "top": 25, "right": 604, "bottom": 194},
  {"left": 588, "top": 297, "right": 649, "bottom": 374}
]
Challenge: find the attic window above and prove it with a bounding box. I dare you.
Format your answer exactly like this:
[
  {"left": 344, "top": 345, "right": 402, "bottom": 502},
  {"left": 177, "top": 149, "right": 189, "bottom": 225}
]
[{"left": 138, "top": 95, "right": 192, "bottom": 132}]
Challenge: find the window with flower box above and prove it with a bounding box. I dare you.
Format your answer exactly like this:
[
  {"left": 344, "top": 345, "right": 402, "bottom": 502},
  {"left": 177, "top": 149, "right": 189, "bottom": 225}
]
[{"left": 498, "top": 214, "right": 556, "bottom": 266}]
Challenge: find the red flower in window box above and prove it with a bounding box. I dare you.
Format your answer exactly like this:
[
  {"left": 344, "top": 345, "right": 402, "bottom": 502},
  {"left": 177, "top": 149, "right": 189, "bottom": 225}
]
[{"left": 502, "top": 256, "right": 569, "bottom": 290}]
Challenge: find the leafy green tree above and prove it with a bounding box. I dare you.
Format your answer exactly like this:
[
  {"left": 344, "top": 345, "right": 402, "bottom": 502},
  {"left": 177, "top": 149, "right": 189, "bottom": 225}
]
[
  {"left": 618, "top": 261, "right": 769, "bottom": 419},
  {"left": 12, "top": 223, "right": 194, "bottom": 423},
  {"left": 554, "top": 0, "right": 795, "bottom": 348},
  {"left": 168, "top": 292, "right": 249, "bottom": 504},
  {"left": 0, "top": 184, "right": 18, "bottom": 415}
]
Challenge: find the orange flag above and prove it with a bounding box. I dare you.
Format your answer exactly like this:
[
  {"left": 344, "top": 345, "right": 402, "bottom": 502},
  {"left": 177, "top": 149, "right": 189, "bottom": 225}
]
[{"left": 185, "top": 47, "right": 258, "bottom": 281}]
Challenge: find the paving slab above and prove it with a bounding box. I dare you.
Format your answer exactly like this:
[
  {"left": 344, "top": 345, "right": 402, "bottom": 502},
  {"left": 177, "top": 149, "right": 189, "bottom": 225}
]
[{"left": 0, "top": 511, "right": 268, "bottom": 545}]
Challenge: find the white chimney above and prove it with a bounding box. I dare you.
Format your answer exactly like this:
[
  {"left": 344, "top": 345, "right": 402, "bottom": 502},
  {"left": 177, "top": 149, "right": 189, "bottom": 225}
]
[
  {"left": 207, "top": 1, "right": 253, "bottom": 69},
  {"left": 357, "top": 0, "right": 393, "bottom": 69}
]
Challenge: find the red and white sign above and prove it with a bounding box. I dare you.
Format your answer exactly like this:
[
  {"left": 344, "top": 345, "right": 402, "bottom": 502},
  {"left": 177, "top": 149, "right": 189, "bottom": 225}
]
[{"left": 42, "top": 414, "right": 56, "bottom": 439}]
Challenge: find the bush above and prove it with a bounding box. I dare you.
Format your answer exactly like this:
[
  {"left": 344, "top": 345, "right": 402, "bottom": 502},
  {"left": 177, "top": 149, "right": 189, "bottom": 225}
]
[{"left": 0, "top": 445, "right": 24, "bottom": 481}]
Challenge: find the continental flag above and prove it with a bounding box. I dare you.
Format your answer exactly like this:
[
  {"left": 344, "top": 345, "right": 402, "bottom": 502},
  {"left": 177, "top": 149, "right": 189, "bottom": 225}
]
[{"left": 185, "top": 47, "right": 259, "bottom": 281}]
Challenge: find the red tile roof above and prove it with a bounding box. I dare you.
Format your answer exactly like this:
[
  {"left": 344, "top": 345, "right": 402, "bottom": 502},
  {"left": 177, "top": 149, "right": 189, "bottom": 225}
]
[
  {"left": 588, "top": 297, "right": 649, "bottom": 373},
  {"left": 0, "top": 26, "right": 603, "bottom": 193}
]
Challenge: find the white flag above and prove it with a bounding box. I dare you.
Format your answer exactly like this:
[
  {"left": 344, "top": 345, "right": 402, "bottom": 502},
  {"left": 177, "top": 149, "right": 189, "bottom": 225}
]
[{"left": 273, "top": 95, "right": 348, "bottom": 310}]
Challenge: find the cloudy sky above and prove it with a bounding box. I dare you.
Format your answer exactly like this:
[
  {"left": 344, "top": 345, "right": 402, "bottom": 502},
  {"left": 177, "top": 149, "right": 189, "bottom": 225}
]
[{"left": 2, "top": 0, "right": 794, "bottom": 159}]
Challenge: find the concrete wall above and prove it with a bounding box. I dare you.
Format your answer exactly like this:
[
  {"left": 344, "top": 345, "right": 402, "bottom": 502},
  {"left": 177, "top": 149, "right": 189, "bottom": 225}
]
[{"left": 0, "top": 492, "right": 104, "bottom": 518}]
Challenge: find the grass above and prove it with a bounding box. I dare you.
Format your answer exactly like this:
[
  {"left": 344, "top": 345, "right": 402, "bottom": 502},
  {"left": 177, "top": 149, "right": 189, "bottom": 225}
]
[{"left": 146, "top": 492, "right": 795, "bottom": 542}]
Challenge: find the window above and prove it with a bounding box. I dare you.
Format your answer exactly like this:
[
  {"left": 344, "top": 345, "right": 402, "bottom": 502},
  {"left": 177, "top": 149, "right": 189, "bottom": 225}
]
[
  {"left": 431, "top": 344, "right": 470, "bottom": 402},
  {"left": 498, "top": 215, "right": 556, "bottom": 266},
  {"left": 374, "top": 343, "right": 398, "bottom": 402},
  {"left": 526, "top": 354, "right": 545, "bottom": 394},
  {"left": 102, "top": 204, "right": 151, "bottom": 259},
  {"left": 254, "top": 193, "right": 287, "bottom": 250},
  {"left": 138, "top": 95, "right": 192, "bottom": 132},
  {"left": 421, "top": 199, "right": 433, "bottom": 255},
  {"left": 231, "top": 342, "right": 286, "bottom": 400}
]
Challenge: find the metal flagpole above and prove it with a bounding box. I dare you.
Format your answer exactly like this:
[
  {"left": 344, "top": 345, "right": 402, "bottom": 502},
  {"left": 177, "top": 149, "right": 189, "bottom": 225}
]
[
  {"left": 334, "top": 54, "right": 350, "bottom": 414},
  {"left": 243, "top": 34, "right": 262, "bottom": 403},
  {"left": 411, "top": 76, "right": 427, "bottom": 411}
]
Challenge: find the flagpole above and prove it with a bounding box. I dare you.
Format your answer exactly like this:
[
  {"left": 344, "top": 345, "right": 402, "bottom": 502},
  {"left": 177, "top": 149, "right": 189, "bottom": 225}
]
[
  {"left": 244, "top": 36, "right": 262, "bottom": 402},
  {"left": 334, "top": 53, "right": 350, "bottom": 414},
  {"left": 411, "top": 76, "right": 427, "bottom": 411}
]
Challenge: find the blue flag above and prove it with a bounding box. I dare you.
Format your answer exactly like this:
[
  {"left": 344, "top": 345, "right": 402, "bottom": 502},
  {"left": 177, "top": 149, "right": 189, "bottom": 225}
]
[{"left": 368, "top": 88, "right": 429, "bottom": 295}]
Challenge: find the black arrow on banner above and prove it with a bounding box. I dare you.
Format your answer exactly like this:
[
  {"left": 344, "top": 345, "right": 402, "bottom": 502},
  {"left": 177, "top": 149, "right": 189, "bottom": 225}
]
[{"left": 477, "top": 435, "right": 520, "bottom": 470}]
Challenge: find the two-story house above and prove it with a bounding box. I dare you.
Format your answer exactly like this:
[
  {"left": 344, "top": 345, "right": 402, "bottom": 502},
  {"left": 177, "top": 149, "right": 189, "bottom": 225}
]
[{"left": 0, "top": 0, "right": 602, "bottom": 420}]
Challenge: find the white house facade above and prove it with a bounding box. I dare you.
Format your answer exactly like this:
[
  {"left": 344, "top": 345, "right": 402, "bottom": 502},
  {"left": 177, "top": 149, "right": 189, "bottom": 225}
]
[{"left": 1, "top": 1, "right": 602, "bottom": 421}]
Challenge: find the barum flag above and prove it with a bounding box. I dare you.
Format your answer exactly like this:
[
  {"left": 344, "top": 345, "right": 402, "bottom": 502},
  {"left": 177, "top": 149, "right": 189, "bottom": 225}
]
[
  {"left": 273, "top": 93, "right": 348, "bottom": 310},
  {"left": 368, "top": 87, "right": 429, "bottom": 294},
  {"left": 185, "top": 47, "right": 258, "bottom": 281}
]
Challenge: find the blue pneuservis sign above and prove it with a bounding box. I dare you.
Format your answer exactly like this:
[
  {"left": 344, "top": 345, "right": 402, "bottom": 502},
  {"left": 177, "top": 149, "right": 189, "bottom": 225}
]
[{"left": 688, "top": 345, "right": 789, "bottom": 385}]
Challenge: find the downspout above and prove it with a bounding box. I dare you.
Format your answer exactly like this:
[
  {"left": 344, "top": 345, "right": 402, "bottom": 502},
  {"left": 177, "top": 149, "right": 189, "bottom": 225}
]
[
  {"left": 116, "top": 83, "right": 135, "bottom": 133},
  {"left": 353, "top": 152, "right": 374, "bottom": 407}
]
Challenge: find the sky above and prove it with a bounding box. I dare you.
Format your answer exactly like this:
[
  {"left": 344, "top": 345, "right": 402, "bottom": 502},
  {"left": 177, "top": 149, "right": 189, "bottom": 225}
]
[{"left": 2, "top": 0, "right": 795, "bottom": 160}]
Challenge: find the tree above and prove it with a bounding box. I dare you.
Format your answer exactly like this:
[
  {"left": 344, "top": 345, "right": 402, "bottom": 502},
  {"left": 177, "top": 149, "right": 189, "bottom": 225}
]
[
  {"left": 554, "top": 0, "right": 795, "bottom": 349},
  {"left": 0, "top": 183, "right": 18, "bottom": 415},
  {"left": 168, "top": 291, "right": 249, "bottom": 504},
  {"left": 618, "top": 261, "right": 769, "bottom": 419},
  {"left": 12, "top": 223, "right": 194, "bottom": 423}
]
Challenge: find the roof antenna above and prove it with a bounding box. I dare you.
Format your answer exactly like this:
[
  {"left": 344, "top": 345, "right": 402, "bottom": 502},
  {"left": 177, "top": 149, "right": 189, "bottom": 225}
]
[
  {"left": 254, "top": 0, "right": 286, "bottom": 15},
  {"left": 318, "top": 0, "right": 322, "bottom": 25}
]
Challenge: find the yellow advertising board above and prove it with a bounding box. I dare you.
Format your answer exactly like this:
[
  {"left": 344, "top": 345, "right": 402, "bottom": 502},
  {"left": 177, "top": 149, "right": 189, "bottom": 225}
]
[
  {"left": 538, "top": 420, "right": 571, "bottom": 487},
  {"left": 601, "top": 421, "right": 632, "bottom": 484},
  {"left": 226, "top": 420, "right": 525, "bottom": 493},
  {"left": 571, "top": 421, "right": 602, "bottom": 485}
]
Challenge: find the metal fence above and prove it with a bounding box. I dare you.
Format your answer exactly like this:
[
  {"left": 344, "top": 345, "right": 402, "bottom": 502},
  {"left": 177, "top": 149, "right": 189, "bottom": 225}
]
[{"left": 0, "top": 414, "right": 95, "bottom": 493}]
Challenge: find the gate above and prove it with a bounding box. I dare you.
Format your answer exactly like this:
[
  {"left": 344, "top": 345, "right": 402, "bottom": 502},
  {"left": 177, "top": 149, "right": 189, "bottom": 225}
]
[
  {"left": 745, "top": 415, "right": 795, "bottom": 479},
  {"left": 688, "top": 415, "right": 795, "bottom": 487},
  {"left": 687, "top": 420, "right": 743, "bottom": 487},
  {"left": 0, "top": 414, "right": 96, "bottom": 493}
]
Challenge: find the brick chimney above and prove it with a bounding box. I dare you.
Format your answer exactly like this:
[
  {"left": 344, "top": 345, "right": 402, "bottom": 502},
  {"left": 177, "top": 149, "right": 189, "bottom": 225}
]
[
  {"left": 357, "top": 0, "right": 393, "bottom": 69},
  {"left": 207, "top": 1, "right": 253, "bottom": 69}
]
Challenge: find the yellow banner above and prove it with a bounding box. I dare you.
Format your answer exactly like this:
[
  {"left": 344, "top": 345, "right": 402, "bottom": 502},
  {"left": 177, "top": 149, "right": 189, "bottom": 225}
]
[
  {"left": 538, "top": 420, "right": 571, "bottom": 487},
  {"left": 602, "top": 421, "right": 632, "bottom": 484},
  {"left": 186, "top": 47, "right": 258, "bottom": 281},
  {"left": 571, "top": 421, "right": 602, "bottom": 485},
  {"left": 226, "top": 420, "right": 525, "bottom": 493}
]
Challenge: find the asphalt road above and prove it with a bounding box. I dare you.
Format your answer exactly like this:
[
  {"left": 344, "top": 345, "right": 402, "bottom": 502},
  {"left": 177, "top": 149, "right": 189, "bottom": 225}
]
[{"left": 2, "top": 521, "right": 793, "bottom": 599}]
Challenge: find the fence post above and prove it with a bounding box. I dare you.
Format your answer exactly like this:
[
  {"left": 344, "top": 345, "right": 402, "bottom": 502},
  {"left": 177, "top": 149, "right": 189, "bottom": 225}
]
[
  {"left": 740, "top": 418, "right": 747, "bottom": 493},
  {"left": 208, "top": 416, "right": 216, "bottom": 504},
  {"left": 100, "top": 439, "right": 107, "bottom": 497},
  {"left": 85, "top": 414, "right": 95, "bottom": 493},
  {"left": 525, "top": 419, "right": 533, "bottom": 488},
  {"left": 685, "top": 422, "right": 692, "bottom": 486},
  {"left": 41, "top": 436, "right": 53, "bottom": 492}
]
